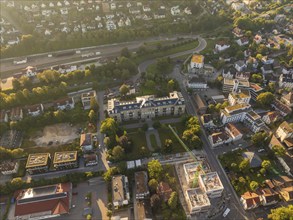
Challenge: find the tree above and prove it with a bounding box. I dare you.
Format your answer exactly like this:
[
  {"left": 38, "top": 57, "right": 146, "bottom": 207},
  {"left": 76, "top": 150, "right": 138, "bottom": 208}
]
[
  {"left": 251, "top": 132, "right": 268, "bottom": 147},
  {"left": 251, "top": 73, "right": 263, "bottom": 83},
  {"left": 103, "top": 167, "right": 119, "bottom": 182},
  {"left": 163, "top": 139, "right": 173, "bottom": 153},
  {"left": 140, "top": 146, "right": 148, "bottom": 157},
  {"left": 238, "top": 176, "right": 246, "bottom": 187},
  {"left": 9, "top": 178, "right": 25, "bottom": 191},
  {"left": 167, "top": 79, "right": 175, "bottom": 92},
  {"left": 148, "top": 179, "right": 159, "bottom": 191},
  {"left": 261, "top": 160, "right": 272, "bottom": 170},
  {"left": 268, "top": 205, "right": 293, "bottom": 220},
  {"left": 104, "top": 136, "right": 111, "bottom": 147},
  {"left": 88, "top": 110, "right": 96, "bottom": 122},
  {"left": 90, "top": 97, "right": 99, "bottom": 111},
  {"left": 87, "top": 214, "right": 92, "bottom": 220},
  {"left": 106, "top": 210, "right": 112, "bottom": 220},
  {"left": 121, "top": 47, "right": 131, "bottom": 58},
  {"left": 256, "top": 92, "right": 274, "bottom": 107},
  {"left": 239, "top": 159, "right": 250, "bottom": 173},
  {"left": 272, "top": 145, "right": 286, "bottom": 157},
  {"left": 148, "top": 160, "right": 163, "bottom": 180},
  {"left": 168, "top": 192, "right": 178, "bottom": 210},
  {"left": 112, "top": 145, "right": 125, "bottom": 161},
  {"left": 150, "top": 194, "right": 161, "bottom": 209},
  {"left": 208, "top": 104, "right": 215, "bottom": 113},
  {"left": 250, "top": 181, "right": 259, "bottom": 191},
  {"left": 119, "top": 84, "right": 130, "bottom": 97},
  {"left": 100, "top": 118, "right": 118, "bottom": 136}
]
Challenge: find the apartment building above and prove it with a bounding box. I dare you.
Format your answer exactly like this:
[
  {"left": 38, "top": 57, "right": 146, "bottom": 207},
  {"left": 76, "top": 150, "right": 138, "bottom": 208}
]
[
  {"left": 53, "top": 151, "right": 78, "bottom": 170},
  {"left": 183, "top": 162, "right": 208, "bottom": 187},
  {"left": 81, "top": 90, "right": 97, "bottom": 110},
  {"left": 26, "top": 153, "right": 51, "bottom": 175},
  {"left": 135, "top": 171, "right": 149, "bottom": 199},
  {"left": 243, "top": 111, "right": 265, "bottom": 133},
  {"left": 199, "top": 172, "right": 224, "bottom": 198},
  {"left": 107, "top": 91, "right": 185, "bottom": 122},
  {"left": 281, "top": 92, "right": 293, "bottom": 107},
  {"left": 271, "top": 99, "right": 292, "bottom": 117},
  {"left": 80, "top": 133, "right": 93, "bottom": 152},
  {"left": 228, "top": 90, "right": 251, "bottom": 106},
  {"left": 112, "top": 175, "right": 130, "bottom": 209},
  {"left": 220, "top": 103, "right": 251, "bottom": 124},
  {"left": 186, "top": 188, "right": 211, "bottom": 214}
]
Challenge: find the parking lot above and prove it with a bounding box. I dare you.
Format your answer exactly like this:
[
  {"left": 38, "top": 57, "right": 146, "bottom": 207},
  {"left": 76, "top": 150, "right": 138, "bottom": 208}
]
[{"left": 56, "top": 178, "right": 108, "bottom": 220}]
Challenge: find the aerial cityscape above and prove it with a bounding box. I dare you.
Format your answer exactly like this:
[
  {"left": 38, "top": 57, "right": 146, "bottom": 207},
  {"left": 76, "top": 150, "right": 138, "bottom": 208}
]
[{"left": 0, "top": 0, "right": 293, "bottom": 220}]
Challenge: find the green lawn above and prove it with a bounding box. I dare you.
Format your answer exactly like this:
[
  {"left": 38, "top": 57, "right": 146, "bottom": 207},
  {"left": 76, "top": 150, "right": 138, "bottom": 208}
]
[
  {"left": 149, "top": 134, "right": 157, "bottom": 148},
  {"left": 127, "top": 131, "right": 150, "bottom": 160},
  {"left": 157, "top": 123, "right": 186, "bottom": 154}
]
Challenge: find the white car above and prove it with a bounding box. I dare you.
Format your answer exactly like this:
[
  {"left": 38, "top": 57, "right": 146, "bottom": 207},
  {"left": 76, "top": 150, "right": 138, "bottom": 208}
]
[
  {"left": 223, "top": 208, "right": 230, "bottom": 217},
  {"left": 258, "top": 149, "right": 265, "bottom": 153}
]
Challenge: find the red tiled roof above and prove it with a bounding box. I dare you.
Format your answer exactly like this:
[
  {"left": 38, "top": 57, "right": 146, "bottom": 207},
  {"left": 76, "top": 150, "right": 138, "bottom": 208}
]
[
  {"left": 226, "top": 123, "right": 242, "bottom": 138},
  {"left": 241, "top": 191, "right": 261, "bottom": 208},
  {"left": 157, "top": 182, "right": 172, "bottom": 202},
  {"left": 14, "top": 183, "right": 71, "bottom": 217}
]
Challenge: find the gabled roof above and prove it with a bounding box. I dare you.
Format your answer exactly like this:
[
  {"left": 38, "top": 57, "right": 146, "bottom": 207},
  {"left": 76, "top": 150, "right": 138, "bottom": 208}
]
[
  {"left": 80, "top": 133, "right": 92, "bottom": 146},
  {"left": 242, "top": 152, "right": 262, "bottom": 168},
  {"left": 241, "top": 191, "right": 261, "bottom": 208},
  {"left": 226, "top": 123, "right": 242, "bottom": 138},
  {"left": 282, "top": 92, "right": 293, "bottom": 104}
]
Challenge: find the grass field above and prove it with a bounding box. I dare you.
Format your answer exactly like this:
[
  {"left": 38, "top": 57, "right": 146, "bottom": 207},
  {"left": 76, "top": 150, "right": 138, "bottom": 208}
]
[
  {"left": 127, "top": 131, "right": 149, "bottom": 160},
  {"left": 149, "top": 134, "right": 157, "bottom": 148}
]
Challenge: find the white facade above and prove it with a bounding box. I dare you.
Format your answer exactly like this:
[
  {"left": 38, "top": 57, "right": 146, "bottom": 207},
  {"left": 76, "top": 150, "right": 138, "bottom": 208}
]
[
  {"left": 199, "top": 172, "right": 224, "bottom": 198},
  {"left": 215, "top": 43, "right": 230, "bottom": 52}
]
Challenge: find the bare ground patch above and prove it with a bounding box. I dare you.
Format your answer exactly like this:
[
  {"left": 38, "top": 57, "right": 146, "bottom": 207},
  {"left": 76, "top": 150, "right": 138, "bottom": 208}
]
[{"left": 31, "top": 123, "right": 79, "bottom": 147}]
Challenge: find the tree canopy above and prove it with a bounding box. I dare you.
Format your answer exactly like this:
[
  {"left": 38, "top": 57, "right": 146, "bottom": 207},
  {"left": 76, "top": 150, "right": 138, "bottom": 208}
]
[
  {"left": 268, "top": 205, "right": 293, "bottom": 220},
  {"left": 148, "top": 159, "right": 163, "bottom": 180}
]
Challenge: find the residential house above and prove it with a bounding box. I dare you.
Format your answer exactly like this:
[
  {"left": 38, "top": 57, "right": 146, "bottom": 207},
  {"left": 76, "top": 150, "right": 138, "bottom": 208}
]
[
  {"left": 234, "top": 60, "right": 247, "bottom": 72},
  {"left": 190, "top": 54, "right": 204, "bottom": 69},
  {"left": 135, "top": 171, "right": 149, "bottom": 199},
  {"left": 112, "top": 175, "right": 130, "bottom": 209},
  {"left": 232, "top": 27, "right": 244, "bottom": 37},
  {"left": 215, "top": 41, "right": 230, "bottom": 52},
  {"left": 231, "top": 2, "right": 245, "bottom": 11},
  {"left": 240, "top": 192, "right": 261, "bottom": 210},
  {"left": 209, "top": 131, "right": 232, "bottom": 148},
  {"left": 259, "top": 188, "right": 279, "bottom": 206},
  {"left": 279, "top": 73, "right": 293, "bottom": 89},
  {"left": 242, "top": 152, "right": 262, "bottom": 168},
  {"left": 157, "top": 182, "right": 172, "bottom": 202},
  {"left": 186, "top": 188, "right": 211, "bottom": 214},
  {"left": 25, "top": 104, "right": 44, "bottom": 117},
  {"left": 22, "top": 66, "right": 37, "bottom": 77},
  {"left": 154, "top": 9, "right": 166, "bottom": 19},
  {"left": 236, "top": 37, "right": 249, "bottom": 46},
  {"left": 26, "top": 153, "right": 51, "bottom": 175},
  {"left": 107, "top": 91, "right": 185, "bottom": 122},
  {"left": 271, "top": 99, "right": 292, "bottom": 117},
  {"left": 106, "top": 20, "right": 116, "bottom": 31},
  {"left": 0, "top": 110, "right": 8, "bottom": 123},
  {"left": 262, "top": 111, "right": 281, "bottom": 125},
  {"left": 143, "top": 5, "right": 151, "bottom": 12},
  {"left": 225, "top": 123, "right": 243, "bottom": 141},
  {"left": 129, "top": 7, "right": 140, "bottom": 14},
  {"left": 184, "top": 7, "right": 192, "bottom": 15},
  {"left": 275, "top": 121, "right": 293, "bottom": 142},
  {"left": 53, "top": 97, "right": 75, "bottom": 110},
  {"left": 10, "top": 107, "right": 23, "bottom": 121},
  {"left": 53, "top": 151, "right": 78, "bottom": 170},
  {"left": 281, "top": 92, "right": 293, "bottom": 107},
  {"left": 235, "top": 72, "right": 250, "bottom": 81},
  {"left": 80, "top": 133, "right": 93, "bottom": 152},
  {"left": 279, "top": 187, "right": 293, "bottom": 201},
  {"left": 81, "top": 90, "right": 97, "bottom": 110},
  {"left": 187, "top": 77, "right": 208, "bottom": 89},
  {"left": 199, "top": 172, "right": 224, "bottom": 198},
  {"left": 254, "top": 34, "right": 263, "bottom": 44},
  {"left": 261, "top": 64, "right": 273, "bottom": 75},
  {"left": 171, "top": 6, "right": 180, "bottom": 16},
  {"left": 110, "top": 3, "right": 116, "bottom": 10},
  {"left": 222, "top": 67, "right": 237, "bottom": 79},
  {"left": 0, "top": 160, "right": 19, "bottom": 175},
  {"left": 201, "top": 114, "right": 215, "bottom": 128},
  {"left": 249, "top": 83, "right": 264, "bottom": 101},
  {"left": 261, "top": 56, "right": 274, "bottom": 65},
  {"left": 14, "top": 183, "right": 72, "bottom": 219}
]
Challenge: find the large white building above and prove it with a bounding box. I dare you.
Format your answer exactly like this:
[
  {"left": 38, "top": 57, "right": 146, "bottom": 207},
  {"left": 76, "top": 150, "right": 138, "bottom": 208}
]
[
  {"left": 220, "top": 103, "right": 251, "bottom": 124},
  {"left": 276, "top": 121, "right": 293, "bottom": 142},
  {"left": 107, "top": 91, "right": 185, "bottom": 122},
  {"left": 190, "top": 54, "right": 204, "bottom": 69},
  {"left": 199, "top": 172, "right": 224, "bottom": 198},
  {"left": 186, "top": 188, "right": 211, "bottom": 214}
]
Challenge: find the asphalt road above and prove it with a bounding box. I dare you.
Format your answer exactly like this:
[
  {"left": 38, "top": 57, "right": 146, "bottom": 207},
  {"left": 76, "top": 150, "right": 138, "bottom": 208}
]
[{"left": 0, "top": 34, "right": 200, "bottom": 76}]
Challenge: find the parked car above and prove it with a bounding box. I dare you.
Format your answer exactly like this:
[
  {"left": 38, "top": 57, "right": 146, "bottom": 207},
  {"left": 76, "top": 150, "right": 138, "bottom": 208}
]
[{"left": 258, "top": 149, "right": 265, "bottom": 153}]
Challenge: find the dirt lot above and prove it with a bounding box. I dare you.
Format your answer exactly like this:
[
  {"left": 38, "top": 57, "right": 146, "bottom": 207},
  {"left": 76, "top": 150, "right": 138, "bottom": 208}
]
[{"left": 31, "top": 123, "right": 79, "bottom": 147}]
